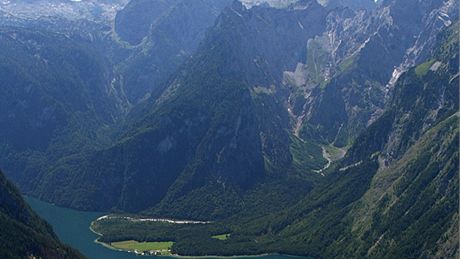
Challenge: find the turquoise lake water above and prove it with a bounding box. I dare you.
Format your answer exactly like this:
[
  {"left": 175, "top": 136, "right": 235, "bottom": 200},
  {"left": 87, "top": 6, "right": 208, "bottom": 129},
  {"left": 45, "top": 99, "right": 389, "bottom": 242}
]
[{"left": 26, "top": 196, "right": 306, "bottom": 259}]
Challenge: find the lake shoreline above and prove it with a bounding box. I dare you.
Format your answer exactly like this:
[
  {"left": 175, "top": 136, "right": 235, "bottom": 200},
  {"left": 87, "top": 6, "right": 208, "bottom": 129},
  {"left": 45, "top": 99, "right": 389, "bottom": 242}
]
[
  {"left": 27, "top": 196, "right": 308, "bottom": 259},
  {"left": 95, "top": 214, "right": 211, "bottom": 224},
  {"left": 90, "top": 224, "right": 306, "bottom": 259},
  {"left": 95, "top": 237, "right": 305, "bottom": 259}
]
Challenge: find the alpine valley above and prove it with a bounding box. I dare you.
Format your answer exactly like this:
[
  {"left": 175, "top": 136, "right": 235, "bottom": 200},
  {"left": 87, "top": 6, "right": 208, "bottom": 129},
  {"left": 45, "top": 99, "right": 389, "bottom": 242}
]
[{"left": 0, "top": 0, "right": 458, "bottom": 258}]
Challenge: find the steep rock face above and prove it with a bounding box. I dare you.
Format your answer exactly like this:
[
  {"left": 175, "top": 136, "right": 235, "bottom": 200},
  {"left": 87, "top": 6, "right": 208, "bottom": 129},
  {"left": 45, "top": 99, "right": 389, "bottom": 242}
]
[
  {"left": 331, "top": 27, "right": 459, "bottom": 254},
  {"left": 328, "top": 23, "right": 459, "bottom": 258},
  {"left": 114, "top": 0, "right": 178, "bottom": 45},
  {"left": 317, "top": 0, "right": 375, "bottom": 10},
  {"left": 115, "top": 0, "right": 232, "bottom": 103},
  {"left": 344, "top": 21, "right": 459, "bottom": 164},
  {"left": 0, "top": 170, "right": 83, "bottom": 259},
  {"left": 286, "top": 0, "right": 458, "bottom": 146}
]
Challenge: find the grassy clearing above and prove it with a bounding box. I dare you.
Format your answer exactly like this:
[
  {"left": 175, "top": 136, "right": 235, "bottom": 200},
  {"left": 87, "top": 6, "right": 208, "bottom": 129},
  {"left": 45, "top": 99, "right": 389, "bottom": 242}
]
[
  {"left": 289, "top": 136, "right": 328, "bottom": 173},
  {"left": 339, "top": 54, "right": 357, "bottom": 73},
  {"left": 212, "top": 233, "right": 230, "bottom": 240},
  {"left": 323, "top": 144, "right": 348, "bottom": 162},
  {"left": 415, "top": 60, "right": 434, "bottom": 77},
  {"left": 111, "top": 240, "right": 173, "bottom": 254}
]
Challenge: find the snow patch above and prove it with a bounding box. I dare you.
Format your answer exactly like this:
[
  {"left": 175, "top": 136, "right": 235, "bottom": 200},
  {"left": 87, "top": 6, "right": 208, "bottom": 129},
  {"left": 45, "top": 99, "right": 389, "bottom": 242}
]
[
  {"left": 385, "top": 67, "right": 404, "bottom": 92},
  {"left": 437, "top": 13, "right": 452, "bottom": 27},
  {"left": 430, "top": 61, "right": 442, "bottom": 72},
  {"left": 339, "top": 161, "right": 363, "bottom": 172},
  {"left": 239, "top": 0, "right": 299, "bottom": 9},
  {"left": 298, "top": 20, "right": 305, "bottom": 30}
]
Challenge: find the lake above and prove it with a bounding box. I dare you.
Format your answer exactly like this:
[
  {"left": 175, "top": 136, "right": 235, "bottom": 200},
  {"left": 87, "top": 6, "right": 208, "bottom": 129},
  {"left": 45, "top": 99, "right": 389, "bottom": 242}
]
[{"left": 26, "top": 196, "right": 306, "bottom": 259}]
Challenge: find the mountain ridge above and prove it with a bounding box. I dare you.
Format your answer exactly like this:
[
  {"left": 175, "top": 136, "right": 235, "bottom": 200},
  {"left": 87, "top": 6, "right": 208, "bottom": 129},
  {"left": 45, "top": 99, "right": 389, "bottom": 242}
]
[{"left": 0, "top": 170, "right": 84, "bottom": 259}]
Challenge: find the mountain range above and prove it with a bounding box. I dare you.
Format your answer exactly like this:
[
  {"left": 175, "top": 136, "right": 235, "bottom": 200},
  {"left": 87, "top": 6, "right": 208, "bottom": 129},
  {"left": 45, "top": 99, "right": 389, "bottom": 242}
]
[{"left": 0, "top": 0, "right": 458, "bottom": 257}]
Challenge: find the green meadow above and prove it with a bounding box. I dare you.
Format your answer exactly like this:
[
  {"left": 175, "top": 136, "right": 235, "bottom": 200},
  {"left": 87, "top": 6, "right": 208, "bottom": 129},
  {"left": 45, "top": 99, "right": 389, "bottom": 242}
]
[
  {"left": 111, "top": 240, "right": 174, "bottom": 254},
  {"left": 211, "top": 233, "right": 230, "bottom": 240}
]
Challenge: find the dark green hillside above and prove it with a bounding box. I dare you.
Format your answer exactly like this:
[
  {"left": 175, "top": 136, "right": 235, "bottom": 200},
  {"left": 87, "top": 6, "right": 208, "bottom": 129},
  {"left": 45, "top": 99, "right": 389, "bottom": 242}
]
[
  {"left": 0, "top": 27, "right": 123, "bottom": 192},
  {"left": 0, "top": 0, "right": 235, "bottom": 206},
  {"left": 36, "top": 0, "right": 330, "bottom": 218},
  {"left": 0, "top": 170, "right": 83, "bottom": 259}
]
